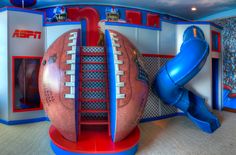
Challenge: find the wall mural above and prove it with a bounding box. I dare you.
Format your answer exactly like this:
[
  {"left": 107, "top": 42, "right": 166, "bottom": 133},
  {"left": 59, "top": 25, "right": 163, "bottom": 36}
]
[
  {"left": 43, "top": 5, "right": 184, "bottom": 23},
  {"left": 214, "top": 17, "right": 236, "bottom": 109}
]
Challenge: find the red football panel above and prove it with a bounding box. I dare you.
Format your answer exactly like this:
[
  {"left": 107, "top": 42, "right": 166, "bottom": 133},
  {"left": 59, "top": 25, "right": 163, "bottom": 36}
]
[
  {"left": 108, "top": 30, "right": 149, "bottom": 142},
  {"left": 147, "top": 13, "right": 160, "bottom": 27},
  {"left": 125, "top": 10, "right": 142, "bottom": 25},
  {"left": 39, "top": 29, "right": 80, "bottom": 142}
]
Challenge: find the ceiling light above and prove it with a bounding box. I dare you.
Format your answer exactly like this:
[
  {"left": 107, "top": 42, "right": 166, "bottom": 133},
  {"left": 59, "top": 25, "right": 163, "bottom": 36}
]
[{"left": 191, "top": 7, "right": 197, "bottom": 11}]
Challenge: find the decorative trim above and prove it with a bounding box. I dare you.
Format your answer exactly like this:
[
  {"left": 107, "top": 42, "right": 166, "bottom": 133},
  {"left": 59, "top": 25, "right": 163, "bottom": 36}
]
[
  {"left": 50, "top": 141, "right": 138, "bottom": 155},
  {"left": 0, "top": 117, "right": 47, "bottom": 125},
  {"left": 44, "top": 21, "right": 81, "bottom": 26},
  {"left": 10, "top": 0, "right": 37, "bottom": 7},
  {"left": 211, "top": 30, "right": 221, "bottom": 53},
  {"left": 105, "top": 30, "right": 117, "bottom": 142},
  {"left": 105, "top": 20, "right": 222, "bottom": 31},
  {"left": 45, "top": 117, "right": 50, "bottom": 121},
  {"left": 0, "top": 6, "right": 43, "bottom": 15},
  {"left": 211, "top": 52, "right": 220, "bottom": 58}
]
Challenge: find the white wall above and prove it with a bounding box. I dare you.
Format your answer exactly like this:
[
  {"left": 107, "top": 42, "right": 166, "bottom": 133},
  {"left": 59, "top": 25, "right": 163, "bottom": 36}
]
[
  {"left": 159, "top": 22, "right": 177, "bottom": 55},
  {"left": 105, "top": 24, "right": 160, "bottom": 54},
  {"left": 0, "top": 11, "right": 9, "bottom": 121},
  {"left": 45, "top": 24, "right": 81, "bottom": 50},
  {"left": 105, "top": 22, "right": 177, "bottom": 55},
  {"left": 176, "top": 24, "right": 212, "bottom": 108},
  {"left": 8, "top": 10, "right": 45, "bottom": 121}
]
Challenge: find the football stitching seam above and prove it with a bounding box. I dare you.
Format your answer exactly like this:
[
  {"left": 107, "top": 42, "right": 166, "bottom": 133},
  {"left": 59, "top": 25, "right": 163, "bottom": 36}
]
[
  {"left": 110, "top": 32, "right": 126, "bottom": 99},
  {"left": 64, "top": 31, "right": 78, "bottom": 99}
]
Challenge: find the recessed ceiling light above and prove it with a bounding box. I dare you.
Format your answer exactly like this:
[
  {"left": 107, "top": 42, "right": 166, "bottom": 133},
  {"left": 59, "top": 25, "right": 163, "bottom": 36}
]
[{"left": 191, "top": 7, "right": 197, "bottom": 11}]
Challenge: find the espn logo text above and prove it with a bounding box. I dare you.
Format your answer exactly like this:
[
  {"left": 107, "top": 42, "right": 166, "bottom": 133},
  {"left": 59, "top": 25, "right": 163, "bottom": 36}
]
[{"left": 12, "top": 29, "right": 41, "bottom": 39}]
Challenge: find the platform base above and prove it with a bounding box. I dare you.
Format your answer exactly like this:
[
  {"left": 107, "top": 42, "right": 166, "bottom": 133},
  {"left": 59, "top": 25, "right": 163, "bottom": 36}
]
[{"left": 49, "top": 126, "right": 140, "bottom": 155}]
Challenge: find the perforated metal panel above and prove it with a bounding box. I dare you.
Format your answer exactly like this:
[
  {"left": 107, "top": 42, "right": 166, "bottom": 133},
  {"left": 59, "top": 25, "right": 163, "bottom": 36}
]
[
  {"left": 141, "top": 56, "right": 177, "bottom": 120},
  {"left": 81, "top": 113, "right": 108, "bottom": 120},
  {"left": 82, "top": 91, "right": 106, "bottom": 99},
  {"left": 82, "top": 71, "right": 106, "bottom": 79},
  {"left": 82, "top": 56, "right": 105, "bottom": 62},
  {"left": 81, "top": 102, "right": 107, "bottom": 110},
  {"left": 82, "top": 64, "right": 105, "bottom": 70},
  {"left": 82, "top": 46, "right": 104, "bottom": 52}
]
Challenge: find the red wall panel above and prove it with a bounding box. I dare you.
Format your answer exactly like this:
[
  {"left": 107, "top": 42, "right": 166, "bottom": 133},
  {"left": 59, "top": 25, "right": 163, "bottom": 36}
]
[
  {"left": 147, "top": 13, "right": 160, "bottom": 27},
  {"left": 125, "top": 10, "right": 142, "bottom": 25}
]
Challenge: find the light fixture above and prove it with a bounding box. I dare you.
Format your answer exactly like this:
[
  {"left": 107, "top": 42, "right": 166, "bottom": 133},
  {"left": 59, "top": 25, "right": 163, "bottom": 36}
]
[{"left": 191, "top": 7, "right": 197, "bottom": 11}]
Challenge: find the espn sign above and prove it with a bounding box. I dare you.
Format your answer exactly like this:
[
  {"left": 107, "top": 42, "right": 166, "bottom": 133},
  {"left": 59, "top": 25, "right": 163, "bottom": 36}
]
[{"left": 12, "top": 29, "right": 41, "bottom": 39}]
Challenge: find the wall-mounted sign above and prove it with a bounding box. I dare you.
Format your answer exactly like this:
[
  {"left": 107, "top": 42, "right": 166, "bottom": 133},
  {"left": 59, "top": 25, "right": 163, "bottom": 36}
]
[{"left": 12, "top": 29, "right": 41, "bottom": 39}]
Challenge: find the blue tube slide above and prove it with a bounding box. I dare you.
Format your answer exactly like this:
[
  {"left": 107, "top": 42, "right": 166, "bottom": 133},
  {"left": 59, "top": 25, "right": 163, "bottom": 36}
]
[{"left": 152, "top": 26, "right": 220, "bottom": 133}]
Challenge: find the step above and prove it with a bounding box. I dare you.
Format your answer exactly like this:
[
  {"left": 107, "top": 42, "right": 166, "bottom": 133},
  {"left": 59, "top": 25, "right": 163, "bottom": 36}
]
[
  {"left": 82, "top": 46, "right": 104, "bottom": 53},
  {"left": 80, "top": 109, "right": 108, "bottom": 113},
  {"left": 81, "top": 70, "right": 108, "bottom": 73},
  {"left": 81, "top": 78, "right": 107, "bottom": 82},
  {"left": 80, "top": 103, "right": 107, "bottom": 111},
  {"left": 79, "top": 98, "right": 108, "bottom": 103},
  {"left": 80, "top": 87, "right": 106, "bottom": 92},
  {"left": 80, "top": 61, "right": 106, "bottom": 65},
  {"left": 80, "top": 119, "right": 109, "bottom": 125},
  {"left": 80, "top": 52, "right": 106, "bottom": 56}
]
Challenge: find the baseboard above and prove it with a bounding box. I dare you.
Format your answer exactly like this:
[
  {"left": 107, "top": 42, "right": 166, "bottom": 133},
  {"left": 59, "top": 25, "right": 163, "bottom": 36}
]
[
  {"left": 140, "top": 112, "right": 185, "bottom": 123},
  {"left": 0, "top": 117, "right": 48, "bottom": 125}
]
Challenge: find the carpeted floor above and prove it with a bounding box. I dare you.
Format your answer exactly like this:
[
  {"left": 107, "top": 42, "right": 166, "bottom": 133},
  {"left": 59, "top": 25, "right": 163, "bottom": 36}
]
[{"left": 0, "top": 111, "right": 235, "bottom": 155}]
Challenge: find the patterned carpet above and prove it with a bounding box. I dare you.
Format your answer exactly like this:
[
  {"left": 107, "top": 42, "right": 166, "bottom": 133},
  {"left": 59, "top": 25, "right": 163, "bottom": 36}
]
[{"left": 0, "top": 111, "right": 235, "bottom": 155}]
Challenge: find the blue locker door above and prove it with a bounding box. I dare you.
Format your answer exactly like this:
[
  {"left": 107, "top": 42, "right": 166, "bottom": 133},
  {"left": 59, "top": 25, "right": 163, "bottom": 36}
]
[{"left": 212, "top": 58, "right": 219, "bottom": 110}]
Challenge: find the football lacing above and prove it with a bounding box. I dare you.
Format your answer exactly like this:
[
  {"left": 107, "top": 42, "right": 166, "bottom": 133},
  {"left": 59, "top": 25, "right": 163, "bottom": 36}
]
[
  {"left": 64, "top": 32, "right": 78, "bottom": 99},
  {"left": 110, "top": 32, "right": 126, "bottom": 99}
]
